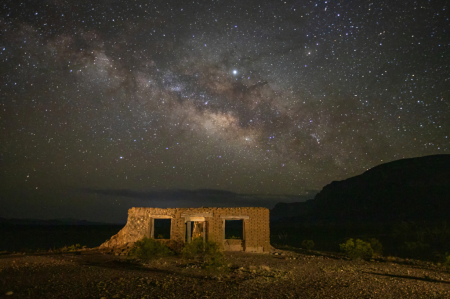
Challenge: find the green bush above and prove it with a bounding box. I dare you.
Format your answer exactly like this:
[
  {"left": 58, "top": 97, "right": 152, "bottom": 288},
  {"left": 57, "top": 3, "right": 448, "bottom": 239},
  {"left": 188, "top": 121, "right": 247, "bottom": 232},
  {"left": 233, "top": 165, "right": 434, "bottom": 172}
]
[
  {"left": 182, "top": 237, "right": 203, "bottom": 259},
  {"left": 340, "top": 238, "right": 374, "bottom": 260},
  {"left": 443, "top": 252, "right": 450, "bottom": 268},
  {"left": 367, "top": 238, "right": 383, "bottom": 257},
  {"left": 182, "top": 237, "right": 226, "bottom": 269},
  {"left": 67, "top": 244, "right": 82, "bottom": 252},
  {"left": 54, "top": 244, "right": 82, "bottom": 253},
  {"left": 302, "top": 239, "right": 315, "bottom": 250},
  {"left": 129, "top": 237, "right": 174, "bottom": 261}
]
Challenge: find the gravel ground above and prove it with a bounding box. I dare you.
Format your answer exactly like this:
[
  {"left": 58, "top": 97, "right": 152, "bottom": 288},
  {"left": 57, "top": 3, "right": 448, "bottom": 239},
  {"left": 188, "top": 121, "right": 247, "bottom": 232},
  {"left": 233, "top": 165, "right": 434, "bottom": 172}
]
[{"left": 1, "top": 249, "right": 450, "bottom": 298}]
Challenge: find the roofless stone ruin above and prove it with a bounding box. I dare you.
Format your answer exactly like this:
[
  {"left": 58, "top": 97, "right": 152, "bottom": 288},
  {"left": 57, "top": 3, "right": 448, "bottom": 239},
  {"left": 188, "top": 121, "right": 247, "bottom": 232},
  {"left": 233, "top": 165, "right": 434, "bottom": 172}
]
[{"left": 101, "top": 207, "right": 271, "bottom": 253}]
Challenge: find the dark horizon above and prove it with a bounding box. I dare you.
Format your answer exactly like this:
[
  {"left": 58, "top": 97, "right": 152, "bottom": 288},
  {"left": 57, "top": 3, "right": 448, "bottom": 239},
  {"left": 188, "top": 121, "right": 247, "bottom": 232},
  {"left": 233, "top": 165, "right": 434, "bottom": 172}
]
[
  {"left": 1, "top": 187, "right": 318, "bottom": 223},
  {"left": 0, "top": 0, "right": 448, "bottom": 223}
]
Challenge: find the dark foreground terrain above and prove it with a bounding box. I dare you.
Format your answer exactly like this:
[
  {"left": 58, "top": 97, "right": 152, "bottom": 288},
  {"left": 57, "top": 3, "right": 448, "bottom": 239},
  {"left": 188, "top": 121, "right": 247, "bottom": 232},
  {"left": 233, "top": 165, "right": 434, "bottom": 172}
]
[{"left": 1, "top": 249, "right": 450, "bottom": 299}]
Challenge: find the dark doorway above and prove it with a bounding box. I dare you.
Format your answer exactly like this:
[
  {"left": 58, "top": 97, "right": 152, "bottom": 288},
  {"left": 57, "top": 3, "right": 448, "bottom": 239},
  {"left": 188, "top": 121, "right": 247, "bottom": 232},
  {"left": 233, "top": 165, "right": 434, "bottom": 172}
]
[
  {"left": 154, "top": 219, "right": 171, "bottom": 239},
  {"left": 185, "top": 221, "right": 193, "bottom": 242},
  {"left": 185, "top": 221, "right": 206, "bottom": 242},
  {"left": 225, "top": 220, "right": 243, "bottom": 239}
]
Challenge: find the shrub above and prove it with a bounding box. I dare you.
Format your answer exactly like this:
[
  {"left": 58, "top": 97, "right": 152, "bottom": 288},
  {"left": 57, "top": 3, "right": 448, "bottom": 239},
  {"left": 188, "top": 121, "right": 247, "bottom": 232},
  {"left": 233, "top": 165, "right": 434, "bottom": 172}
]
[
  {"left": 340, "top": 238, "right": 373, "bottom": 260},
  {"left": 163, "top": 240, "right": 184, "bottom": 252},
  {"left": 181, "top": 237, "right": 204, "bottom": 259},
  {"left": 203, "top": 241, "right": 226, "bottom": 269},
  {"left": 393, "top": 221, "right": 450, "bottom": 260},
  {"left": 54, "top": 244, "right": 82, "bottom": 253},
  {"left": 367, "top": 238, "right": 383, "bottom": 257},
  {"left": 302, "top": 239, "right": 315, "bottom": 250},
  {"left": 129, "top": 237, "right": 174, "bottom": 261},
  {"left": 404, "top": 241, "right": 430, "bottom": 252},
  {"left": 403, "top": 241, "right": 430, "bottom": 259},
  {"left": 182, "top": 237, "right": 226, "bottom": 269},
  {"left": 67, "top": 244, "right": 82, "bottom": 252},
  {"left": 443, "top": 252, "right": 450, "bottom": 268}
]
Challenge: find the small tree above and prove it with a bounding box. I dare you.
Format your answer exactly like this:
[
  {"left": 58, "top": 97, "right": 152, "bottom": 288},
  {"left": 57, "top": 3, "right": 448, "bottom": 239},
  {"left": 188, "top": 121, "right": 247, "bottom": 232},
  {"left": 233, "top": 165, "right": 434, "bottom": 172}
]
[{"left": 340, "top": 238, "right": 374, "bottom": 260}]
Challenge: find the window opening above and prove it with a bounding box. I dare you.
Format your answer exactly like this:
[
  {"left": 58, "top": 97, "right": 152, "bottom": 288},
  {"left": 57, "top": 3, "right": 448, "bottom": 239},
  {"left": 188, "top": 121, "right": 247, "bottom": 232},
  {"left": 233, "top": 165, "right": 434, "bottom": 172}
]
[
  {"left": 154, "top": 219, "right": 171, "bottom": 239},
  {"left": 224, "top": 220, "right": 243, "bottom": 240}
]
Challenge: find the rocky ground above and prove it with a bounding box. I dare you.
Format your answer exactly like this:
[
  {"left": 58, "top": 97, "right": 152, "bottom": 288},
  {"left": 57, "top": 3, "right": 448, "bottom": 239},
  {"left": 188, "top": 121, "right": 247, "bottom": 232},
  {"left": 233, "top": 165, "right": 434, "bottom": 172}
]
[{"left": 1, "top": 248, "right": 450, "bottom": 299}]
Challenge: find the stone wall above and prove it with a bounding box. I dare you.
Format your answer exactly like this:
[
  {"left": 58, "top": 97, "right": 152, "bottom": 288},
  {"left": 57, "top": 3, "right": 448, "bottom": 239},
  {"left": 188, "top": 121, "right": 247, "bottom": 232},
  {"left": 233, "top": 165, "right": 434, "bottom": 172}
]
[{"left": 100, "top": 207, "right": 271, "bottom": 252}]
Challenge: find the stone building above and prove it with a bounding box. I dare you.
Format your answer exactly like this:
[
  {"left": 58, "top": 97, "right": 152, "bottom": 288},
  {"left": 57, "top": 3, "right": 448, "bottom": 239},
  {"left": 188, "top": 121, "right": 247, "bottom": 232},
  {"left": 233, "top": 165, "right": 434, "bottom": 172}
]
[{"left": 101, "top": 207, "right": 271, "bottom": 253}]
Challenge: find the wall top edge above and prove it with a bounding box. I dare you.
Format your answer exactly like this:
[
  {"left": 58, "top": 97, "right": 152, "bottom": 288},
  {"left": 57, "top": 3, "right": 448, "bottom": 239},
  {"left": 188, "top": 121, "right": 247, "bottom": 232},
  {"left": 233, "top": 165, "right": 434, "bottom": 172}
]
[{"left": 129, "top": 207, "right": 268, "bottom": 211}]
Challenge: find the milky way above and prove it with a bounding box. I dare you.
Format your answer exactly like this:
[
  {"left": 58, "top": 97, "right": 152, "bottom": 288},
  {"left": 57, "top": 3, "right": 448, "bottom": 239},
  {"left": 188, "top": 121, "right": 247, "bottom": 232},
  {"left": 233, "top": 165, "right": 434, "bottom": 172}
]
[{"left": 0, "top": 0, "right": 448, "bottom": 221}]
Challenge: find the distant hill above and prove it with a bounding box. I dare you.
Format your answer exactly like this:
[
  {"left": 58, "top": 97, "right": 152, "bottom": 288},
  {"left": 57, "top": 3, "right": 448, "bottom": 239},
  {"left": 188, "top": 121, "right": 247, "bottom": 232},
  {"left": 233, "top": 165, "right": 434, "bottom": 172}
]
[
  {"left": 0, "top": 218, "right": 116, "bottom": 226},
  {"left": 270, "top": 200, "right": 316, "bottom": 220},
  {"left": 271, "top": 154, "right": 450, "bottom": 224}
]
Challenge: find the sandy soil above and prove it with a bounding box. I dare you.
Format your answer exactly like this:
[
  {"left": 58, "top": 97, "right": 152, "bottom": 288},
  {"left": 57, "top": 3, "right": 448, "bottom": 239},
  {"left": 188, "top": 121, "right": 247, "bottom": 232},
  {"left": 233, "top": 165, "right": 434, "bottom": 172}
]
[{"left": 1, "top": 248, "right": 450, "bottom": 298}]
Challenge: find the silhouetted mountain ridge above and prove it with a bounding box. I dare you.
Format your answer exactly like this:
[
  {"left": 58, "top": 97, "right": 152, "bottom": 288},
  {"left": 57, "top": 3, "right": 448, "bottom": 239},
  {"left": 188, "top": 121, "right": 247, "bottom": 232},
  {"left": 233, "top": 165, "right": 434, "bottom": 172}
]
[
  {"left": 271, "top": 154, "right": 450, "bottom": 223},
  {"left": 271, "top": 200, "right": 316, "bottom": 220}
]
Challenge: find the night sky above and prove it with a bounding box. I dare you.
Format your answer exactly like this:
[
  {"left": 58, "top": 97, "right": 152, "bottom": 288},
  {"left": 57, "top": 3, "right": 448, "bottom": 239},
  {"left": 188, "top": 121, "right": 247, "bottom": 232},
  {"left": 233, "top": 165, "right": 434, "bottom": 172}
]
[{"left": 1, "top": 0, "right": 448, "bottom": 223}]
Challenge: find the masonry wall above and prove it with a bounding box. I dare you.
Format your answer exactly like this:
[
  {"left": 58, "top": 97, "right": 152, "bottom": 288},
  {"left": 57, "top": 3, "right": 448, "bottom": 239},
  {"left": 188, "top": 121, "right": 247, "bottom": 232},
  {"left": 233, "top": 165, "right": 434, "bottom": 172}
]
[{"left": 100, "top": 207, "right": 270, "bottom": 252}]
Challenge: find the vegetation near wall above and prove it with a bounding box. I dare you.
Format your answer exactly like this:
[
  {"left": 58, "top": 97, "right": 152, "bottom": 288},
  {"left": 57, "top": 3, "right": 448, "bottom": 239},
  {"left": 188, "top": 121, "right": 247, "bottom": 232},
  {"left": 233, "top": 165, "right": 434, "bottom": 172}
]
[
  {"left": 129, "top": 237, "right": 174, "bottom": 261},
  {"left": 182, "top": 237, "right": 226, "bottom": 269},
  {"left": 127, "top": 237, "right": 226, "bottom": 270}
]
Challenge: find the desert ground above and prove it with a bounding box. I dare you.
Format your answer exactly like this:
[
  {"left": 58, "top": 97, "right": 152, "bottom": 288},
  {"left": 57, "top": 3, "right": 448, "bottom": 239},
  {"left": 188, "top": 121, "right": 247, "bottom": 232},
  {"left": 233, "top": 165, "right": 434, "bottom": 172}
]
[{"left": 1, "top": 248, "right": 450, "bottom": 299}]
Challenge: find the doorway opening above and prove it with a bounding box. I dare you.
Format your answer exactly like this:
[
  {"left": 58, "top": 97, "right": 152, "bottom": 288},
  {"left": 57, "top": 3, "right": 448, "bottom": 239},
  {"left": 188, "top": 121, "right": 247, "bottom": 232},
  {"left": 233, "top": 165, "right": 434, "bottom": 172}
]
[{"left": 185, "top": 220, "right": 206, "bottom": 243}]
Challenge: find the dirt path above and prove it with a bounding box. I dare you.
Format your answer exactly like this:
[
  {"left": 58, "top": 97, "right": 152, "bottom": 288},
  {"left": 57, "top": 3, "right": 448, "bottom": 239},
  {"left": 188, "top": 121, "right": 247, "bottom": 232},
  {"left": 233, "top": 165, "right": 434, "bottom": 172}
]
[{"left": 1, "top": 249, "right": 450, "bottom": 298}]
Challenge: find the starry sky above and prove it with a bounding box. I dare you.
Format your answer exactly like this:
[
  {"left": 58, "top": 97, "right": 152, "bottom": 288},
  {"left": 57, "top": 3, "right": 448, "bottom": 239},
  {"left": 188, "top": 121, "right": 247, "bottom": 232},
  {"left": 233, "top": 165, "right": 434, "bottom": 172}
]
[{"left": 0, "top": 0, "right": 448, "bottom": 223}]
